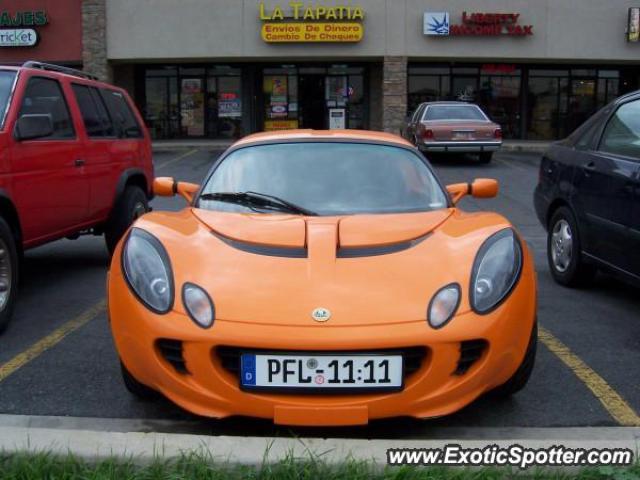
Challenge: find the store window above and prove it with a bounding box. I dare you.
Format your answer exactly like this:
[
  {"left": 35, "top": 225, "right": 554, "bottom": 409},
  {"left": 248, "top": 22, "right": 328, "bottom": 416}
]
[
  {"left": 262, "top": 65, "right": 366, "bottom": 132},
  {"left": 527, "top": 70, "right": 570, "bottom": 140},
  {"left": 408, "top": 65, "right": 520, "bottom": 139},
  {"left": 144, "top": 67, "right": 179, "bottom": 139},
  {"left": 527, "top": 68, "right": 621, "bottom": 140},
  {"left": 408, "top": 66, "right": 450, "bottom": 114},
  {"left": 143, "top": 65, "right": 242, "bottom": 139},
  {"left": 478, "top": 65, "right": 521, "bottom": 138},
  {"left": 264, "top": 66, "right": 299, "bottom": 131},
  {"left": 207, "top": 67, "right": 243, "bottom": 139}
]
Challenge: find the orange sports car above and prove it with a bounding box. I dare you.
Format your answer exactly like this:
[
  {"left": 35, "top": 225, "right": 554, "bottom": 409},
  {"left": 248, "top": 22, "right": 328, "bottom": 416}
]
[{"left": 108, "top": 130, "right": 537, "bottom": 426}]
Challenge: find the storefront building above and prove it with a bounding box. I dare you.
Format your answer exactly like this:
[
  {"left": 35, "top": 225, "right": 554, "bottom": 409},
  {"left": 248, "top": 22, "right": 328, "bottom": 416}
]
[{"left": 3, "top": 0, "right": 639, "bottom": 140}]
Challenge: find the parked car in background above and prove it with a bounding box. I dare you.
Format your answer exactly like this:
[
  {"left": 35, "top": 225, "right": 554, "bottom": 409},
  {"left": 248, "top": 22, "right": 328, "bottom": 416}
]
[
  {"left": 534, "top": 90, "right": 640, "bottom": 288},
  {"left": 405, "top": 102, "right": 502, "bottom": 163},
  {"left": 0, "top": 61, "right": 154, "bottom": 333}
]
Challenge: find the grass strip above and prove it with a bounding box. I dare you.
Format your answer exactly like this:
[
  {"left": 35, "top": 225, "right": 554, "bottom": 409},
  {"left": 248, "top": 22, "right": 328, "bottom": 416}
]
[{"left": 0, "top": 451, "right": 638, "bottom": 479}]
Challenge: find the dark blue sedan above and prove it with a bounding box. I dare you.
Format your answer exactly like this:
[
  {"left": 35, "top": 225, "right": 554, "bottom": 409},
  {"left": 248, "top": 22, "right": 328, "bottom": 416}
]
[{"left": 534, "top": 90, "right": 640, "bottom": 287}]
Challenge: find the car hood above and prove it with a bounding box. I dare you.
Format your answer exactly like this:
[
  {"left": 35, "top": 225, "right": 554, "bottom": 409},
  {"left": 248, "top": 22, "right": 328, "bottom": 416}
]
[{"left": 131, "top": 208, "right": 513, "bottom": 327}]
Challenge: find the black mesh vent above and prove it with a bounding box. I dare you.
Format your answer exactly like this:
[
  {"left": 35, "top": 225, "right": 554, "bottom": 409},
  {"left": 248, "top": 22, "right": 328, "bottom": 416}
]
[
  {"left": 157, "top": 339, "right": 189, "bottom": 374},
  {"left": 454, "top": 340, "right": 488, "bottom": 375}
]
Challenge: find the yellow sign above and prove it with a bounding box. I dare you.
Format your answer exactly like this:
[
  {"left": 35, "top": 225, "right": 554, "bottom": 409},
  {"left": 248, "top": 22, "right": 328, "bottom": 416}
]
[
  {"left": 261, "top": 22, "right": 363, "bottom": 42},
  {"left": 264, "top": 120, "right": 299, "bottom": 131},
  {"left": 259, "top": 2, "right": 364, "bottom": 21}
]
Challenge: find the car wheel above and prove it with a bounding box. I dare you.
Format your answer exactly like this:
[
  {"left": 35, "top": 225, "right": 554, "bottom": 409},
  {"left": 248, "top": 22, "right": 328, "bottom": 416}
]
[
  {"left": 0, "top": 217, "right": 18, "bottom": 334},
  {"left": 479, "top": 152, "right": 493, "bottom": 164},
  {"left": 120, "top": 361, "right": 158, "bottom": 400},
  {"left": 105, "top": 186, "right": 149, "bottom": 255},
  {"left": 491, "top": 321, "right": 537, "bottom": 398},
  {"left": 547, "top": 206, "right": 596, "bottom": 287}
]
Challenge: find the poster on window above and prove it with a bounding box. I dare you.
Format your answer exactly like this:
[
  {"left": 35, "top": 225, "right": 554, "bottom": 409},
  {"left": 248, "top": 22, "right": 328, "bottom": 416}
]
[
  {"left": 218, "top": 98, "right": 242, "bottom": 118},
  {"left": 628, "top": 8, "right": 639, "bottom": 42}
]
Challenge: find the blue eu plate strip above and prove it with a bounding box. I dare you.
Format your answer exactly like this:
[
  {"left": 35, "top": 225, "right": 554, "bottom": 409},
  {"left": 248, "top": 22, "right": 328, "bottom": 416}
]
[{"left": 241, "top": 354, "right": 256, "bottom": 386}]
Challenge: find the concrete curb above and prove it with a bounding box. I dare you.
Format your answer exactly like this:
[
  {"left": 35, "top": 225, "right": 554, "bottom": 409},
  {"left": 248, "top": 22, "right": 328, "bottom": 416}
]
[{"left": 0, "top": 415, "right": 638, "bottom": 466}]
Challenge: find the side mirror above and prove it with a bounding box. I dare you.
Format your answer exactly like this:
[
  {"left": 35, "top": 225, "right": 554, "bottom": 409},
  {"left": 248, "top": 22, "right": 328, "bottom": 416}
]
[
  {"left": 153, "top": 177, "right": 200, "bottom": 203},
  {"left": 446, "top": 178, "right": 499, "bottom": 204},
  {"left": 14, "top": 114, "right": 54, "bottom": 141}
]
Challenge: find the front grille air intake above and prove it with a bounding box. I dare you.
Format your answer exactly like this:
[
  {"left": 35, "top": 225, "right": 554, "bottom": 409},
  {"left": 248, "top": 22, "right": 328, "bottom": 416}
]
[
  {"left": 157, "top": 339, "right": 189, "bottom": 374},
  {"left": 454, "top": 339, "right": 488, "bottom": 375}
]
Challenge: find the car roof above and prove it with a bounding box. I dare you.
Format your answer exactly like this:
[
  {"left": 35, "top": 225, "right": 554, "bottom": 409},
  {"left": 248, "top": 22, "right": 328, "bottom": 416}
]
[
  {"left": 0, "top": 64, "right": 122, "bottom": 91},
  {"left": 233, "top": 129, "right": 414, "bottom": 148},
  {"left": 421, "top": 101, "right": 480, "bottom": 107},
  {"left": 613, "top": 89, "right": 640, "bottom": 105}
]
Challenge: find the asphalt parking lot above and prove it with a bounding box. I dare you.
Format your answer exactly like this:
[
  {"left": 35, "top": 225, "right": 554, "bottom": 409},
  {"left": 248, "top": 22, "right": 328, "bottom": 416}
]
[{"left": 0, "top": 148, "right": 638, "bottom": 438}]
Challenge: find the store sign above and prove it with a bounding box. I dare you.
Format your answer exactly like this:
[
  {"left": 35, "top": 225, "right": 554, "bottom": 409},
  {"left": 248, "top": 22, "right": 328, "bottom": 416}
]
[
  {"left": 0, "top": 10, "right": 47, "bottom": 48},
  {"left": 264, "top": 120, "right": 299, "bottom": 131},
  {"left": 329, "top": 108, "right": 346, "bottom": 129},
  {"left": 0, "top": 29, "right": 37, "bottom": 47},
  {"left": 424, "top": 11, "right": 533, "bottom": 36},
  {"left": 259, "top": 1, "right": 364, "bottom": 43},
  {"left": 628, "top": 8, "right": 640, "bottom": 42}
]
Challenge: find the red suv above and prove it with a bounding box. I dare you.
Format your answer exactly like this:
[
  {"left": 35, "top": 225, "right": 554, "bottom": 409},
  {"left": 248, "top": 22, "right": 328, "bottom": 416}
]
[{"left": 0, "top": 62, "right": 154, "bottom": 332}]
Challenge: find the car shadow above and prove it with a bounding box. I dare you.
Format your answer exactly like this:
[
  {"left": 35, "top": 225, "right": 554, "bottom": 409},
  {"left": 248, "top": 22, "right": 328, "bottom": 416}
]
[{"left": 19, "top": 238, "right": 110, "bottom": 292}]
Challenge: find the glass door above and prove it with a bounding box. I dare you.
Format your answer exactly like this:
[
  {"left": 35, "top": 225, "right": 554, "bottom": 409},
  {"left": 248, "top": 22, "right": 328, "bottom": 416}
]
[
  {"left": 180, "top": 77, "right": 205, "bottom": 137},
  {"left": 568, "top": 78, "right": 596, "bottom": 133},
  {"left": 451, "top": 76, "right": 478, "bottom": 102}
]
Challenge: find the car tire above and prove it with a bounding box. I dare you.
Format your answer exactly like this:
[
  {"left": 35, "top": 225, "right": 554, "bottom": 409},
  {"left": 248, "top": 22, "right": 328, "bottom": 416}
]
[
  {"left": 547, "top": 206, "right": 597, "bottom": 287},
  {"left": 105, "top": 186, "right": 149, "bottom": 255},
  {"left": 491, "top": 321, "right": 537, "bottom": 398},
  {"left": 120, "top": 361, "right": 158, "bottom": 400},
  {"left": 479, "top": 152, "right": 493, "bottom": 164},
  {"left": 0, "top": 217, "right": 18, "bottom": 334}
]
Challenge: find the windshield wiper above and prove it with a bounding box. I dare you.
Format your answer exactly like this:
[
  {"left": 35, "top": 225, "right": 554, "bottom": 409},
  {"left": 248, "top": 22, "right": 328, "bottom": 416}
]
[{"left": 198, "top": 191, "right": 317, "bottom": 216}]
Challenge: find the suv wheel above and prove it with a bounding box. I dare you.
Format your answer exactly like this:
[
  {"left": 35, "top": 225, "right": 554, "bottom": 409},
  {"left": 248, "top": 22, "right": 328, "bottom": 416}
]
[
  {"left": 547, "top": 206, "right": 596, "bottom": 287},
  {"left": 491, "top": 322, "right": 537, "bottom": 398},
  {"left": 0, "top": 217, "right": 18, "bottom": 334},
  {"left": 479, "top": 152, "right": 493, "bottom": 164},
  {"left": 105, "top": 186, "right": 149, "bottom": 255}
]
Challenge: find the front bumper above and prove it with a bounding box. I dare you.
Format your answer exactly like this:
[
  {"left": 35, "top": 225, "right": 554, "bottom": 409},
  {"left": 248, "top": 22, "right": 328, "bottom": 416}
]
[
  {"left": 419, "top": 141, "right": 502, "bottom": 153},
  {"left": 108, "top": 259, "right": 536, "bottom": 426}
]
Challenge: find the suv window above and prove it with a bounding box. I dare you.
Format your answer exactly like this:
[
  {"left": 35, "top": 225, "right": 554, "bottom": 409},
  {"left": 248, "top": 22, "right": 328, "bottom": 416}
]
[
  {"left": 99, "top": 89, "right": 142, "bottom": 139},
  {"left": 0, "top": 70, "right": 16, "bottom": 130},
  {"left": 19, "top": 76, "right": 75, "bottom": 139},
  {"left": 599, "top": 99, "right": 640, "bottom": 160},
  {"left": 72, "top": 84, "right": 115, "bottom": 138}
]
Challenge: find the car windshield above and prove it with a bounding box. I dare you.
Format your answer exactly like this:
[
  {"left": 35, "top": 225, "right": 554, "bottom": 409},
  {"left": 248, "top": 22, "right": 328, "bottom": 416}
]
[
  {"left": 424, "top": 105, "right": 486, "bottom": 121},
  {"left": 198, "top": 142, "right": 448, "bottom": 216},
  {"left": 0, "top": 71, "right": 16, "bottom": 130}
]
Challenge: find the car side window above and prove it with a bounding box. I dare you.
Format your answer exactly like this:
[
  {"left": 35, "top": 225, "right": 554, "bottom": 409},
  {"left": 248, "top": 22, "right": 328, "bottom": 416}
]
[
  {"left": 99, "top": 89, "right": 143, "bottom": 139},
  {"left": 72, "top": 84, "right": 115, "bottom": 138},
  {"left": 599, "top": 100, "right": 640, "bottom": 160},
  {"left": 574, "top": 119, "right": 602, "bottom": 151},
  {"left": 19, "top": 76, "right": 75, "bottom": 140}
]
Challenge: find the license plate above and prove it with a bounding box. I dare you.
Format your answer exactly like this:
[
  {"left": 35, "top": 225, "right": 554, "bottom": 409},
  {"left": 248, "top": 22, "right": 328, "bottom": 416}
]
[
  {"left": 240, "top": 353, "right": 403, "bottom": 391},
  {"left": 453, "top": 132, "right": 474, "bottom": 140}
]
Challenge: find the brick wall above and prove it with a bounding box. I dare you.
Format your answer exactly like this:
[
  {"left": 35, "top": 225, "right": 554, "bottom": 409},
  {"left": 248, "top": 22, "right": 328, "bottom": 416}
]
[
  {"left": 82, "top": 0, "right": 111, "bottom": 81},
  {"left": 382, "top": 56, "right": 407, "bottom": 135}
]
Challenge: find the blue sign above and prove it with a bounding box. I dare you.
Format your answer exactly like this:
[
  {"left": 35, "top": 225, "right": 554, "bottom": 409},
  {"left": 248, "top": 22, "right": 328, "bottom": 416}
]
[{"left": 424, "top": 12, "right": 450, "bottom": 36}]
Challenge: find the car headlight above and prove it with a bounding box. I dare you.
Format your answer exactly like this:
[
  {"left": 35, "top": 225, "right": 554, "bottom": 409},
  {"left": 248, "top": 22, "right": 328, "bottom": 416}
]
[
  {"left": 428, "top": 283, "right": 461, "bottom": 329},
  {"left": 470, "top": 228, "right": 523, "bottom": 314},
  {"left": 122, "top": 228, "right": 174, "bottom": 313},
  {"left": 182, "top": 283, "right": 215, "bottom": 328}
]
